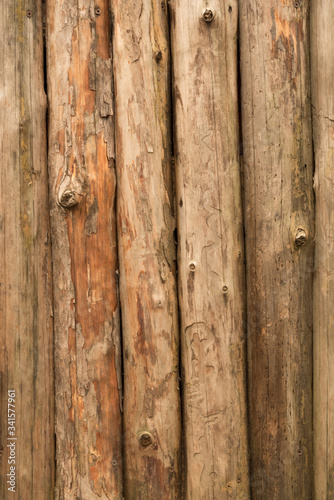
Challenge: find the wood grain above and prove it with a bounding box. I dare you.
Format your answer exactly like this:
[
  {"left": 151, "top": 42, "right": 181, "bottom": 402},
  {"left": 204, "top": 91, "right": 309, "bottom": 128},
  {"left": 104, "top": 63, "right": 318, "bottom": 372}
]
[
  {"left": 239, "top": 1, "right": 314, "bottom": 498},
  {"left": 170, "top": 1, "right": 250, "bottom": 498},
  {"left": 311, "top": 1, "right": 334, "bottom": 498},
  {"left": 47, "top": 1, "right": 122, "bottom": 497},
  {"left": 0, "top": 1, "right": 54, "bottom": 498},
  {"left": 112, "top": 0, "right": 181, "bottom": 497}
]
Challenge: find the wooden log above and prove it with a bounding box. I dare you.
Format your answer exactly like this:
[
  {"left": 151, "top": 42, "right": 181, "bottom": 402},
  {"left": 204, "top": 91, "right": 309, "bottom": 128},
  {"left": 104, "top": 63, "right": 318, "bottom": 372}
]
[
  {"left": 0, "top": 1, "right": 54, "bottom": 498},
  {"left": 112, "top": 0, "right": 181, "bottom": 497},
  {"left": 311, "top": 1, "right": 334, "bottom": 498},
  {"left": 46, "top": 1, "right": 122, "bottom": 497},
  {"left": 239, "top": 1, "right": 314, "bottom": 497},
  {"left": 170, "top": 1, "right": 250, "bottom": 498}
]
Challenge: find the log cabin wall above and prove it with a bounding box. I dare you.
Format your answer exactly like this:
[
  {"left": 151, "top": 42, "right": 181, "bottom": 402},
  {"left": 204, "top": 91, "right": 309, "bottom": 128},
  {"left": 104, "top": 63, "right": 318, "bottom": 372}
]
[{"left": 0, "top": 1, "right": 332, "bottom": 499}]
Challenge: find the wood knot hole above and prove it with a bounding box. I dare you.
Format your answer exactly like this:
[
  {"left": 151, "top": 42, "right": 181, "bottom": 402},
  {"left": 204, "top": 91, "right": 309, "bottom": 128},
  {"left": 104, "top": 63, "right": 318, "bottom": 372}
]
[
  {"left": 26, "top": 10, "right": 32, "bottom": 17},
  {"left": 228, "top": 5, "right": 232, "bottom": 12},
  {"left": 112, "top": 460, "right": 118, "bottom": 467},
  {"left": 59, "top": 190, "right": 80, "bottom": 209},
  {"left": 295, "top": 228, "right": 307, "bottom": 247},
  {"left": 294, "top": 1, "right": 300, "bottom": 7},
  {"left": 222, "top": 285, "right": 228, "bottom": 293},
  {"left": 297, "top": 448, "right": 303, "bottom": 456},
  {"left": 189, "top": 262, "right": 196, "bottom": 272},
  {"left": 203, "top": 8, "right": 214, "bottom": 22},
  {"left": 139, "top": 432, "right": 153, "bottom": 447},
  {"left": 155, "top": 50, "right": 162, "bottom": 62},
  {"left": 95, "top": 7, "right": 101, "bottom": 15},
  {"left": 161, "top": 1, "right": 165, "bottom": 10}
]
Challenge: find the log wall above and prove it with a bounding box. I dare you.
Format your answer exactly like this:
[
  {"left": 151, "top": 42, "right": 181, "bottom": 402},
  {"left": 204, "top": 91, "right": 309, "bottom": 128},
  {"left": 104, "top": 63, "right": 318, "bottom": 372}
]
[{"left": 0, "top": 1, "right": 332, "bottom": 499}]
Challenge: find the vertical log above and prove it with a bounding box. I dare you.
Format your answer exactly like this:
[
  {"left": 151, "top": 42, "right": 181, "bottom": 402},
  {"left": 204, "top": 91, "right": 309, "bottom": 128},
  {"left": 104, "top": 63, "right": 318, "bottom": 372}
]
[
  {"left": 47, "top": 1, "right": 122, "bottom": 498},
  {"left": 112, "top": 0, "right": 181, "bottom": 498},
  {"left": 239, "top": 1, "right": 314, "bottom": 498},
  {"left": 170, "top": 1, "right": 250, "bottom": 498},
  {"left": 0, "top": 1, "right": 54, "bottom": 498},
  {"left": 311, "top": 2, "right": 334, "bottom": 498}
]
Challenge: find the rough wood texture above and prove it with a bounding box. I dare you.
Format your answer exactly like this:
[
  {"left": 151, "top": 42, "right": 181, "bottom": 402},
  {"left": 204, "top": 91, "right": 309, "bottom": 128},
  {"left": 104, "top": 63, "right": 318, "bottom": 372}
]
[
  {"left": 239, "top": 1, "right": 314, "bottom": 498},
  {"left": 0, "top": 1, "right": 54, "bottom": 498},
  {"left": 47, "top": 1, "right": 122, "bottom": 498},
  {"left": 311, "top": 1, "right": 334, "bottom": 498},
  {"left": 112, "top": 0, "right": 181, "bottom": 497},
  {"left": 170, "top": 1, "right": 250, "bottom": 498}
]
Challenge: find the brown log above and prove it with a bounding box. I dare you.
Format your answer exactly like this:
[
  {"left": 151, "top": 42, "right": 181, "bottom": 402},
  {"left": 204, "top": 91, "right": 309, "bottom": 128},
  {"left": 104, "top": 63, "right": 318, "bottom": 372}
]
[
  {"left": 46, "top": 1, "right": 122, "bottom": 497},
  {"left": 112, "top": 0, "right": 181, "bottom": 497},
  {"left": 311, "top": 1, "right": 334, "bottom": 498},
  {"left": 239, "top": 1, "right": 314, "bottom": 498},
  {"left": 170, "top": 1, "right": 250, "bottom": 498},
  {"left": 0, "top": 1, "right": 54, "bottom": 498}
]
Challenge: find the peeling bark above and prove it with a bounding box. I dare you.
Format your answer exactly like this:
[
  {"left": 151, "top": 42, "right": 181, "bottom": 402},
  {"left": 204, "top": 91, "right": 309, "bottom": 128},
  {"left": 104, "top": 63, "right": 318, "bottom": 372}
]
[
  {"left": 170, "top": 1, "right": 250, "bottom": 498},
  {"left": 311, "top": 1, "right": 334, "bottom": 498},
  {"left": 239, "top": 1, "right": 314, "bottom": 498},
  {"left": 46, "top": 1, "right": 122, "bottom": 498},
  {"left": 0, "top": 1, "right": 54, "bottom": 498},
  {"left": 112, "top": 0, "right": 181, "bottom": 497}
]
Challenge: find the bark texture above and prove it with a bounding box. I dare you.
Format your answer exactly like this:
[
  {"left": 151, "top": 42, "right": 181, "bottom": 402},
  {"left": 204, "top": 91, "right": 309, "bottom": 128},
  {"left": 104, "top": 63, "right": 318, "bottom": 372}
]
[
  {"left": 112, "top": 0, "right": 181, "bottom": 498},
  {"left": 311, "top": 1, "right": 334, "bottom": 498},
  {"left": 47, "top": 1, "right": 122, "bottom": 498},
  {"left": 0, "top": 1, "right": 54, "bottom": 498},
  {"left": 170, "top": 1, "right": 250, "bottom": 498},
  {"left": 239, "top": 1, "right": 314, "bottom": 498}
]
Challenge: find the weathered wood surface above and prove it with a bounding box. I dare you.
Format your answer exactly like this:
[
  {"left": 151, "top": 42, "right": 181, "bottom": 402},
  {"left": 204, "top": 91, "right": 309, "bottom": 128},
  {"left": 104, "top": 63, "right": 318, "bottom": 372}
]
[
  {"left": 0, "top": 1, "right": 54, "bottom": 498},
  {"left": 239, "top": 1, "right": 314, "bottom": 498},
  {"left": 311, "top": 1, "right": 334, "bottom": 498},
  {"left": 112, "top": 0, "right": 181, "bottom": 497},
  {"left": 47, "top": 1, "right": 122, "bottom": 498},
  {"left": 170, "top": 1, "right": 250, "bottom": 498}
]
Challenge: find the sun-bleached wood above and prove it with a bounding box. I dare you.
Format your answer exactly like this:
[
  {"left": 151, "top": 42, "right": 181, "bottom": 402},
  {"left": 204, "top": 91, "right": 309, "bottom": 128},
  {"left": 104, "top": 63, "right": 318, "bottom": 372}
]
[{"left": 170, "top": 1, "right": 250, "bottom": 498}]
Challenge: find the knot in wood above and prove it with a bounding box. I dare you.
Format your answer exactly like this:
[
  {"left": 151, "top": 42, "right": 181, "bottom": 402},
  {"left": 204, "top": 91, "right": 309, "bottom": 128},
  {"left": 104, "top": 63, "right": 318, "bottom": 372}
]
[
  {"left": 295, "top": 227, "right": 307, "bottom": 247},
  {"left": 26, "top": 10, "right": 32, "bottom": 18},
  {"left": 189, "top": 261, "right": 196, "bottom": 272},
  {"left": 57, "top": 164, "right": 84, "bottom": 209},
  {"left": 95, "top": 7, "right": 101, "bottom": 15},
  {"left": 59, "top": 189, "right": 80, "bottom": 208},
  {"left": 222, "top": 285, "right": 228, "bottom": 294},
  {"left": 294, "top": 1, "right": 300, "bottom": 7},
  {"left": 139, "top": 432, "right": 153, "bottom": 447},
  {"left": 203, "top": 9, "right": 214, "bottom": 22},
  {"left": 155, "top": 50, "right": 162, "bottom": 62}
]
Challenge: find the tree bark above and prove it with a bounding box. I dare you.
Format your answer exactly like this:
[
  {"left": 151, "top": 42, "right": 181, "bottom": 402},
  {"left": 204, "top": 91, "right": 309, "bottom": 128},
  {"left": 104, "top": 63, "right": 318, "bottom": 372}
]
[
  {"left": 112, "top": 0, "right": 181, "bottom": 498},
  {"left": 46, "top": 1, "right": 122, "bottom": 498},
  {"left": 0, "top": 1, "right": 54, "bottom": 498},
  {"left": 170, "top": 1, "right": 250, "bottom": 498},
  {"left": 311, "top": 1, "right": 334, "bottom": 498},
  {"left": 239, "top": 1, "right": 314, "bottom": 498}
]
